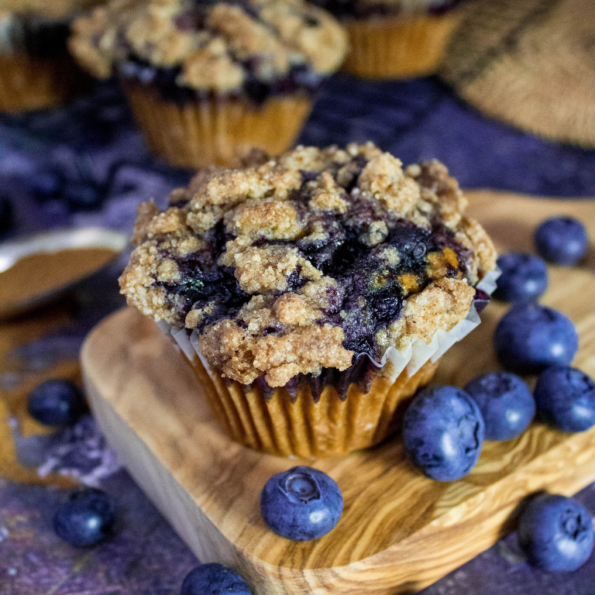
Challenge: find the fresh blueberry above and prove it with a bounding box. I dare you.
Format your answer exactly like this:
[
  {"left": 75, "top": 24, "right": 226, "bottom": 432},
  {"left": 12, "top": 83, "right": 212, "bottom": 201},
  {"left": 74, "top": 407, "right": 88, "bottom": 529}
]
[
  {"left": 64, "top": 181, "right": 105, "bottom": 211},
  {"left": 534, "top": 366, "right": 595, "bottom": 432},
  {"left": 535, "top": 217, "right": 589, "bottom": 266},
  {"left": 518, "top": 493, "right": 594, "bottom": 572},
  {"left": 53, "top": 488, "right": 116, "bottom": 547},
  {"left": 494, "top": 304, "right": 578, "bottom": 374},
  {"left": 260, "top": 466, "right": 343, "bottom": 541},
  {"left": 402, "top": 385, "right": 485, "bottom": 482},
  {"left": 31, "top": 167, "right": 65, "bottom": 202},
  {"left": 0, "top": 195, "right": 14, "bottom": 234},
  {"left": 181, "top": 563, "right": 251, "bottom": 595},
  {"left": 465, "top": 372, "right": 535, "bottom": 441},
  {"left": 494, "top": 252, "right": 548, "bottom": 303},
  {"left": 27, "top": 379, "right": 86, "bottom": 426}
]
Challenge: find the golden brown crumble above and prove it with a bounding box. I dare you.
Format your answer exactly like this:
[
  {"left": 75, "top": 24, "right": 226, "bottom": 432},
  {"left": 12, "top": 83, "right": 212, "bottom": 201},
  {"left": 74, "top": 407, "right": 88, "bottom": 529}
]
[
  {"left": 198, "top": 315, "right": 352, "bottom": 386},
  {"left": 120, "top": 143, "right": 497, "bottom": 386},
  {"left": 381, "top": 278, "right": 476, "bottom": 352},
  {"left": 233, "top": 245, "right": 321, "bottom": 294},
  {"left": 225, "top": 201, "right": 304, "bottom": 240},
  {"left": 69, "top": 0, "right": 347, "bottom": 92},
  {"left": 309, "top": 172, "right": 349, "bottom": 214}
]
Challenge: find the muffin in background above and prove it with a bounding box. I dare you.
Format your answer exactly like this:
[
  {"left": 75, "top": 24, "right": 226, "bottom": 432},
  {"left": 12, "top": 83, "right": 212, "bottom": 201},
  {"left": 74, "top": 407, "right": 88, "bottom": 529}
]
[
  {"left": 119, "top": 142, "right": 498, "bottom": 458},
  {"left": 69, "top": 0, "right": 348, "bottom": 169},
  {"left": 310, "top": 0, "right": 463, "bottom": 79},
  {"left": 0, "top": 0, "right": 101, "bottom": 111}
]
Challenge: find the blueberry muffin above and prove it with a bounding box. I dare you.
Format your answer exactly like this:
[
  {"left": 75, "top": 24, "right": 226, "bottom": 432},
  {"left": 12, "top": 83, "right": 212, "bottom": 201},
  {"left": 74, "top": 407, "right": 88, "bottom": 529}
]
[
  {"left": 0, "top": 0, "right": 101, "bottom": 111},
  {"left": 120, "top": 143, "right": 497, "bottom": 458},
  {"left": 69, "top": 0, "right": 347, "bottom": 168},
  {"left": 310, "top": 0, "right": 463, "bottom": 79}
]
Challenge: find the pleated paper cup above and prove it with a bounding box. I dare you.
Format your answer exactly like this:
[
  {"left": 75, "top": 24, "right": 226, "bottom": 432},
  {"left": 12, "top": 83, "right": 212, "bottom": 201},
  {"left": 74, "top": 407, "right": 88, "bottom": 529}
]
[
  {"left": 168, "top": 342, "right": 439, "bottom": 459},
  {"left": 342, "top": 11, "right": 462, "bottom": 79},
  {"left": 0, "top": 52, "right": 89, "bottom": 112},
  {"left": 121, "top": 79, "right": 314, "bottom": 169},
  {"left": 157, "top": 269, "right": 500, "bottom": 459}
]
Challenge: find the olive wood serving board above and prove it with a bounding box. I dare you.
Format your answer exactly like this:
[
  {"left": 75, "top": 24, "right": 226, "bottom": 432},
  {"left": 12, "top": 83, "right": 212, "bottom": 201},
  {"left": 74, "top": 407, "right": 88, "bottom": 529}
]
[{"left": 81, "top": 191, "right": 595, "bottom": 595}]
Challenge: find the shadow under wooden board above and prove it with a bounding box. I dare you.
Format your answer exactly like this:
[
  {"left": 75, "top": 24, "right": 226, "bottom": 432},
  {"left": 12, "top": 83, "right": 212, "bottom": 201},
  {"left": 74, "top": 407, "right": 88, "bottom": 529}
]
[{"left": 81, "top": 191, "right": 595, "bottom": 595}]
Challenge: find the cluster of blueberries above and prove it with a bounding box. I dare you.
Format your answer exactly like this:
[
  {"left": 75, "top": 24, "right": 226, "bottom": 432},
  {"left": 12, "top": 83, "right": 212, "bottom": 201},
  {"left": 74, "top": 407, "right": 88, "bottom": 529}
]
[
  {"left": 398, "top": 215, "right": 595, "bottom": 578},
  {"left": 27, "top": 215, "right": 594, "bottom": 594},
  {"left": 26, "top": 380, "right": 117, "bottom": 547}
]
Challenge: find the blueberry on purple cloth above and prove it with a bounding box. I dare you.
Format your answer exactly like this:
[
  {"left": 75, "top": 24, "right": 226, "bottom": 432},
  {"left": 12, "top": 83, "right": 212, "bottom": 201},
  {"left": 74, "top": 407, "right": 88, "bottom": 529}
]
[
  {"left": 31, "top": 167, "right": 65, "bottom": 202},
  {"left": 535, "top": 217, "right": 588, "bottom": 266},
  {"left": 494, "top": 304, "right": 578, "bottom": 374},
  {"left": 27, "top": 379, "right": 86, "bottom": 426},
  {"left": 63, "top": 180, "right": 105, "bottom": 211},
  {"left": 402, "top": 385, "right": 485, "bottom": 482},
  {"left": 181, "top": 563, "right": 252, "bottom": 595},
  {"left": 465, "top": 372, "right": 535, "bottom": 441},
  {"left": 494, "top": 252, "right": 548, "bottom": 303},
  {"left": 518, "top": 493, "right": 595, "bottom": 572},
  {"left": 534, "top": 366, "right": 595, "bottom": 433},
  {"left": 53, "top": 488, "right": 116, "bottom": 547},
  {"left": 260, "top": 466, "right": 343, "bottom": 541}
]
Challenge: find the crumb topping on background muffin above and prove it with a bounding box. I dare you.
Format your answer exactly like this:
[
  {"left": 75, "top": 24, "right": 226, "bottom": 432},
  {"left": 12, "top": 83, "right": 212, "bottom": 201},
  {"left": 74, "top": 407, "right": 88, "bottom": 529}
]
[
  {"left": 0, "top": 0, "right": 103, "bottom": 20},
  {"left": 120, "top": 143, "right": 496, "bottom": 387},
  {"left": 69, "top": 0, "right": 347, "bottom": 92}
]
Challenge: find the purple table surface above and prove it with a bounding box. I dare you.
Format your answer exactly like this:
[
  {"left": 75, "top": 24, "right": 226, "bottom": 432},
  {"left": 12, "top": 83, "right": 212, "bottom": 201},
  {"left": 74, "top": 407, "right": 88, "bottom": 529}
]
[{"left": 1, "top": 75, "right": 595, "bottom": 595}]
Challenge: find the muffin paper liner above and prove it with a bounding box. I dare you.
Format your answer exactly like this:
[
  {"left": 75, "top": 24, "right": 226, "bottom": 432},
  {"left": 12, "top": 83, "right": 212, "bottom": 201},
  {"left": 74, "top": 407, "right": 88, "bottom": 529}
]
[
  {"left": 0, "top": 15, "right": 89, "bottom": 112},
  {"left": 342, "top": 11, "right": 462, "bottom": 79},
  {"left": 0, "top": 53, "right": 88, "bottom": 112},
  {"left": 156, "top": 268, "right": 499, "bottom": 458},
  {"left": 378, "top": 268, "right": 500, "bottom": 381},
  {"left": 121, "top": 80, "right": 313, "bottom": 168}
]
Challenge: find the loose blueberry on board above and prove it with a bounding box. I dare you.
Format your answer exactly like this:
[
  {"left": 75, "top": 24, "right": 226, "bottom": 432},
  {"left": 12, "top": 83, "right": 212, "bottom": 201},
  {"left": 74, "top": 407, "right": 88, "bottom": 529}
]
[
  {"left": 27, "top": 379, "right": 86, "bottom": 426},
  {"left": 465, "top": 372, "right": 535, "bottom": 441},
  {"left": 535, "top": 216, "right": 589, "bottom": 266},
  {"left": 518, "top": 493, "right": 595, "bottom": 572},
  {"left": 0, "top": 195, "right": 14, "bottom": 234},
  {"left": 53, "top": 488, "right": 116, "bottom": 547},
  {"left": 402, "top": 386, "right": 485, "bottom": 482},
  {"left": 260, "top": 466, "right": 343, "bottom": 541},
  {"left": 181, "top": 563, "right": 251, "bottom": 595},
  {"left": 534, "top": 366, "right": 595, "bottom": 432},
  {"left": 494, "top": 304, "right": 578, "bottom": 374},
  {"left": 494, "top": 252, "right": 548, "bottom": 303}
]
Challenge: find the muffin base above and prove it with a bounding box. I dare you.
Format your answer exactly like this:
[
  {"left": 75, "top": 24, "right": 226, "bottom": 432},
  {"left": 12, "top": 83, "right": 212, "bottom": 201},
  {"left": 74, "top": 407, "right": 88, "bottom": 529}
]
[
  {"left": 342, "top": 12, "right": 461, "bottom": 79},
  {"left": 187, "top": 352, "right": 440, "bottom": 459},
  {"left": 0, "top": 53, "right": 89, "bottom": 112},
  {"left": 121, "top": 79, "right": 313, "bottom": 168}
]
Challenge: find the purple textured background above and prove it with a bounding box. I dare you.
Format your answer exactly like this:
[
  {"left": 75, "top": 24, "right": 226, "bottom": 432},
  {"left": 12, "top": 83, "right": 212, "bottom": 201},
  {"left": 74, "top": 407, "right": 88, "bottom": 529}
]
[{"left": 1, "top": 75, "right": 595, "bottom": 595}]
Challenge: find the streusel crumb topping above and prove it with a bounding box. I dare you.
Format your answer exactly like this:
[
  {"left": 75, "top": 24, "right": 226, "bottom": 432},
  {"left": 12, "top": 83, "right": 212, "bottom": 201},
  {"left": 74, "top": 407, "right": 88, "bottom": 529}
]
[
  {"left": 120, "top": 143, "right": 496, "bottom": 387},
  {"left": 69, "top": 0, "right": 347, "bottom": 92}
]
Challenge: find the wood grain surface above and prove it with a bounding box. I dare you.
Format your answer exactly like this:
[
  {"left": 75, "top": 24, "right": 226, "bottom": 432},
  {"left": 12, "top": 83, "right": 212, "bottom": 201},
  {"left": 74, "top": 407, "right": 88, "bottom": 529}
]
[{"left": 82, "top": 191, "right": 595, "bottom": 595}]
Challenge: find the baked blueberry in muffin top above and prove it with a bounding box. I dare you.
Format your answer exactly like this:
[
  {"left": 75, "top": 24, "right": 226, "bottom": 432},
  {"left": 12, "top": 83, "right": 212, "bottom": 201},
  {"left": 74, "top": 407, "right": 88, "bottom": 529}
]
[
  {"left": 120, "top": 143, "right": 497, "bottom": 388},
  {"left": 69, "top": 0, "right": 347, "bottom": 102}
]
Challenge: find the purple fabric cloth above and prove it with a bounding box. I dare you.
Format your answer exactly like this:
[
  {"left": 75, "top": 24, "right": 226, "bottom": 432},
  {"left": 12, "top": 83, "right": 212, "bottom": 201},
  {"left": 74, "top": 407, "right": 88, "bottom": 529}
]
[{"left": 1, "top": 76, "right": 594, "bottom": 595}]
